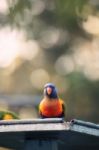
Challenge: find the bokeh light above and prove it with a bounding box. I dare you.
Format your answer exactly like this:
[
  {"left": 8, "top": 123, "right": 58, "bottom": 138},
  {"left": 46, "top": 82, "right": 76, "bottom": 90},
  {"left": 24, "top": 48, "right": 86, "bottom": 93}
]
[
  {"left": 72, "top": 38, "right": 99, "bottom": 80},
  {"left": 55, "top": 55, "right": 75, "bottom": 75},
  {"left": 30, "top": 69, "right": 50, "bottom": 90},
  {"left": 39, "top": 27, "right": 60, "bottom": 49},
  {"left": 83, "top": 15, "right": 99, "bottom": 35},
  {"left": 0, "top": 0, "right": 8, "bottom": 14},
  {"left": 19, "top": 40, "right": 40, "bottom": 60},
  {"left": 0, "top": 27, "right": 39, "bottom": 68}
]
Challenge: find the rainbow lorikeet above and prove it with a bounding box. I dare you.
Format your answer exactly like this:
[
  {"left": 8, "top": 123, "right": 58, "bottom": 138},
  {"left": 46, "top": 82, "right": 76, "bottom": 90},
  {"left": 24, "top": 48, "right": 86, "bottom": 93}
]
[
  {"left": 0, "top": 110, "right": 19, "bottom": 120},
  {"left": 39, "top": 83, "right": 65, "bottom": 118}
]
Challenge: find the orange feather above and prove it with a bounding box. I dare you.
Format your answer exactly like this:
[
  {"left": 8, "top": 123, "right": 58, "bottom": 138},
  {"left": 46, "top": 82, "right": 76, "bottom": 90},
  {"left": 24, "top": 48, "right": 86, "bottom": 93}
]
[{"left": 39, "top": 98, "right": 64, "bottom": 117}]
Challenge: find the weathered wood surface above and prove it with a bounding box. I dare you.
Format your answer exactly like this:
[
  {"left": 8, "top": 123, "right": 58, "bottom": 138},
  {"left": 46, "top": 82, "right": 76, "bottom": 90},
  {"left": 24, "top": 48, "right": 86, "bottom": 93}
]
[
  {"left": 0, "top": 118, "right": 69, "bottom": 132},
  {"left": 0, "top": 119, "right": 98, "bottom": 150},
  {"left": 70, "top": 119, "right": 99, "bottom": 137},
  {"left": 0, "top": 118, "right": 99, "bottom": 137},
  {"left": 0, "top": 118, "right": 68, "bottom": 150}
]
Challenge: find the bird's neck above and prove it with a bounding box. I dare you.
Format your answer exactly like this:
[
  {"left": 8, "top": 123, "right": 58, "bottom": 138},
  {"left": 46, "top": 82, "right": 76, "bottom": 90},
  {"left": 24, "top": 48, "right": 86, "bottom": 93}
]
[{"left": 44, "top": 95, "right": 59, "bottom": 100}]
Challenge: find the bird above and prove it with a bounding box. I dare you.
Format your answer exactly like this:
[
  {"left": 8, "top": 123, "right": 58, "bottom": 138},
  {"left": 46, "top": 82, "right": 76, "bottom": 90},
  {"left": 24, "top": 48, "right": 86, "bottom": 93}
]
[
  {"left": 39, "top": 83, "right": 65, "bottom": 118},
  {"left": 0, "top": 110, "right": 19, "bottom": 120}
]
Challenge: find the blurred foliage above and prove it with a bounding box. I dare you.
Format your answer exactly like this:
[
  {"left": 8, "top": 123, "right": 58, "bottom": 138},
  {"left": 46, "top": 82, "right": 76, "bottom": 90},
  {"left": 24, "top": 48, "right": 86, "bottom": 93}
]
[
  {"left": 7, "top": 0, "right": 88, "bottom": 28},
  {"left": 55, "top": 0, "right": 87, "bottom": 29},
  {"left": 0, "top": 0, "right": 99, "bottom": 123}
]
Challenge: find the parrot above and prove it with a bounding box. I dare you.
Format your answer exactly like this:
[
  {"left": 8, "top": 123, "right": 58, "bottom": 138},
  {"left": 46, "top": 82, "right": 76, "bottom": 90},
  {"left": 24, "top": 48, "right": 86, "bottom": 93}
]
[
  {"left": 39, "top": 83, "right": 65, "bottom": 118},
  {"left": 0, "top": 110, "right": 19, "bottom": 120}
]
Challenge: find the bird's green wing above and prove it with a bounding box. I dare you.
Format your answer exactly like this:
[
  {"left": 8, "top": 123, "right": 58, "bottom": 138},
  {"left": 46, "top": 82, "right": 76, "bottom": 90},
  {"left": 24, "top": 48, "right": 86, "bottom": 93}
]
[
  {"left": 59, "top": 99, "right": 66, "bottom": 116},
  {"left": 0, "top": 110, "right": 19, "bottom": 120}
]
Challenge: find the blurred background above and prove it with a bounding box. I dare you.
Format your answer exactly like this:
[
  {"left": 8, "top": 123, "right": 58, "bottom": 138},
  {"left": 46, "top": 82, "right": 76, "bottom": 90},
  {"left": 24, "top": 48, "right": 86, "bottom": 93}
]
[{"left": 0, "top": 0, "right": 99, "bottom": 123}]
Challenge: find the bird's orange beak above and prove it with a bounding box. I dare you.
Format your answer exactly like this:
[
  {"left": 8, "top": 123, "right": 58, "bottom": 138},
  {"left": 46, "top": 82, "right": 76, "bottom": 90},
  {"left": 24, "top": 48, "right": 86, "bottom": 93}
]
[{"left": 47, "top": 87, "right": 52, "bottom": 95}]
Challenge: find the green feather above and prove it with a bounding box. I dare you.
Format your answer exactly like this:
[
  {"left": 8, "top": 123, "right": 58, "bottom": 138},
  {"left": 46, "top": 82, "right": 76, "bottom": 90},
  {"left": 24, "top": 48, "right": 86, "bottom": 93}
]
[{"left": 0, "top": 110, "right": 19, "bottom": 120}]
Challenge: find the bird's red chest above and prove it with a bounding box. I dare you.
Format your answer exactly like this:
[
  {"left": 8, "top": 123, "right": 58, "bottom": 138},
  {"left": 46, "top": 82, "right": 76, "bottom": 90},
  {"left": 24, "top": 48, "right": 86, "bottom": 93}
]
[{"left": 39, "top": 99, "right": 62, "bottom": 117}]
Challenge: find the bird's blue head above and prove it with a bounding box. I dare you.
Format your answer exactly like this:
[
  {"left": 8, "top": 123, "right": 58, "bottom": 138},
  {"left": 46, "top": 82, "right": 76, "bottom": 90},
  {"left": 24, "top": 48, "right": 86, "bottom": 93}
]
[{"left": 44, "top": 83, "right": 58, "bottom": 98}]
